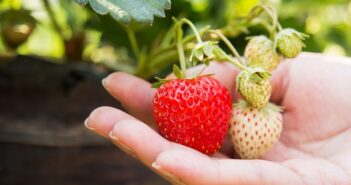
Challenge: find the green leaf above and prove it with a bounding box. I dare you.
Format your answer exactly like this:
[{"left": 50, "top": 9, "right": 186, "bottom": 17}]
[
  {"left": 155, "top": 76, "right": 169, "bottom": 82},
  {"left": 74, "top": 0, "right": 171, "bottom": 25},
  {"left": 172, "top": 65, "right": 183, "bottom": 79},
  {"left": 152, "top": 76, "right": 171, "bottom": 88}
]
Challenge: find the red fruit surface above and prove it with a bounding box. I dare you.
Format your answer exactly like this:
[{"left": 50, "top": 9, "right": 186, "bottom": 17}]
[{"left": 153, "top": 76, "right": 232, "bottom": 155}]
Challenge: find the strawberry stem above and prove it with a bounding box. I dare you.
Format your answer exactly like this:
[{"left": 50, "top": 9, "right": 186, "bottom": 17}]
[
  {"left": 179, "top": 18, "right": 203, "bottom": 44},
  {"left": 177, "top": 41, "right": 187, "bottom": 78},
  {"left": 124, "top": 26, "right": 140, "bottom": 60},
  {"left": 173, "top": 18, "right": 206, "bottom": 78},
  {"left": 175, "top": 22, "right": 187, "bottom": 78},
  {"left": 266, "top": 5, "right": 283, "bottom": 32},
  {"left": 207, "top": 30, "right": 248, "bottom": 71},
  {"left": 252, "top": 5, "right": 282, "bottom": 38}
]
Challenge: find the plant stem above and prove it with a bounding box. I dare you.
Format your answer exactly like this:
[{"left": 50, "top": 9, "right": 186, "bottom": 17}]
[
  {"left": 207, "top": 30, "right": 247, "bottom": 71},
  {"left": 226, "top": 57, "right": 247, "bottom": 71},
  {"left": 179, "top": 18, "right": 203, "bottom": 43},
  {"left": 42, "top": 0, "right": 64, "bottom": 39},
  {"left": 150, "top": 44, "right": 193, "bottom": 70},
  {"left": 152, "top": 27, "right": 209, "bottom": 58},
  {"left": 248, "top": 5, "right": 281, "bottom": 37},
  {"left": 175, "top": 23, "right": 187, "bottom": 77},
  {"left": 172, "top": 18, "right": 207, "bottom": 78},
  {"left": 124, "top": 26, "right": 140, "bottom": 58},
  {"left": 249, "top": 19, "right": 274, "bottom": 34},
  {"left": 261, "top": 5, "right": 277, "bottom": 36},
  {"left": 268, "top": 6, "right": 283, "bottom": 31}
]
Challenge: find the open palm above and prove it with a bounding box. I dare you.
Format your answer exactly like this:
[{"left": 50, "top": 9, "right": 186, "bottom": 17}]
[{"left": 85, "top": 53, "right": 351, "bottom": 185}]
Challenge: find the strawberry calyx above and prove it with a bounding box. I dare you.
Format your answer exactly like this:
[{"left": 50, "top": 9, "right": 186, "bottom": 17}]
[
  {"left": 235, "top": 99, "right": 282, "bottom": 116},
  {"left": 152, "top": 18, "right": 223, "bottom": 88}
]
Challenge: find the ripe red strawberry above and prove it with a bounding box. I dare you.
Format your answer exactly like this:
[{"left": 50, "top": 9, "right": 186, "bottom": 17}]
[
  {"left": 153, "top": 76, "right": 232, "bottom": 155},
  {"left": 229, "top": 100, "right": 282, "bottom": 159}
]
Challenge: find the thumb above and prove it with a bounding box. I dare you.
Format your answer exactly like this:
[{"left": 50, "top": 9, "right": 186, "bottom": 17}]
[{"left": 270, "top": 60, "right": 291, "bottom": 105}]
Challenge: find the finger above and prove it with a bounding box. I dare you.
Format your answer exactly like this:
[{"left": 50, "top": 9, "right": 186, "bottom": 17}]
[
  {"left": 85, "top": 106, "right": 135, "bottom": 138},
  {"left": 270, "top": 61, "right": 290, "bottom": 105},
  {"left": 91, "top": 108, "right": 230, "bottom": 158},
  {"left": 269, "top": 52, "right": 325, "bottom": 105},
  {"left": 153, "top": 150, "right": 304, "bottom": 185},
  {"left": 109, "top": 117, "right": 206, "bottom": 166},
  {"left": 109, "top": 116, "right": 217, "bottom": 185},
  {"left": 85, "top": 107, "right": 202, "bottom": 184},
  {"left": 102, "top": 72, "right": 155, "bottom": 124}
]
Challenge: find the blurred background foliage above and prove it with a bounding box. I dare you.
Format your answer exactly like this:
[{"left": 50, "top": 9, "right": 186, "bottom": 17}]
[{"left": 0, "top": 0, "right": 350, "bottom": 79}]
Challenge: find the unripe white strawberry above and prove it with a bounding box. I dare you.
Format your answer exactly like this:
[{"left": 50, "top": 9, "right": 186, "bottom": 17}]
[
  {"left": 236, "top": 68, "right": 272, "bottom": 108},
  {"left": 275, "top": 28, "right": 308, "bottom": 58},
  {"left": 244, "top": 35, "right": 282, "bottom": 72},
  {"left": 229, "top": 100, "right": 282, "bottom": 159}
]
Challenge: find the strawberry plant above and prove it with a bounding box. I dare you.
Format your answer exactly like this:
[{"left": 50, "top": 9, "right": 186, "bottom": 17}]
[
  {"left": 75, "top": 1, "right": 308, "bottom": 157},
  {"left": 226, "top": 5, "right": 308, "bottom": 159},
  {"left": 0, "top": 0, "right": 311, "bottom": 158},
  {"left": 150, "top": 5, "right": 308, "bottom": 157},
  {"left": 152, "top": 18, "right": 233, "bottom": 155}
]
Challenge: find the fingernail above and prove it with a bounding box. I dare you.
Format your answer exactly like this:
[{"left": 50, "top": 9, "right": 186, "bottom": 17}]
[
  {"left": 84, "top": 118, "right": 95, "bottom": 130},
  {"left": 152, "top": 162, "right": 186, "bottom": 185},
  {"left": 109, "top": 131, "right": 136, "bottom": 158},
  {"left": 102, "top": 78, "right": 108, "bottom": 90}
]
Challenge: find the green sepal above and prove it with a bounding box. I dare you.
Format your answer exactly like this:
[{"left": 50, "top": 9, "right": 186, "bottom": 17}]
[
  {"left": 202, "top": 58, "right": 211, "bottom": 66},
  {"left": 189, "top": 41, "right": 219, "bottom": 65},
  {"left": 172, "top": 65, "right": 183, "bottom": 79},
  {"left": 201, "top": 73, "right": 215, "bottom": 77},
  {"left": 151, "top": 77, "right": 171, "bottom": 88},
  {"left": 202, "top": 41, "right": 218, "bottom": 58},
  {"left": 155, "top": 76, "right": 170, "bottom": 82},
  {"left": 151, "top": 81, "right": 164, "bottom": 88},
  {"left": 193, "top": 47, "right": 204, "bottom": 61},
  {"left": 244, "top": 67, "right": 272, "bottom": 84},
  {"left": 234, "top": 99, "right": 283, "bottom": 116},
  {"left": 192, "top": 57, "right": 199, "bottom": 67}
]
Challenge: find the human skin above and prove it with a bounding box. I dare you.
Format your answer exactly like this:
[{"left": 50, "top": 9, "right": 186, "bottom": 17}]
[{"left": 85, "top": 52, "right": 351, "bottom": 185}]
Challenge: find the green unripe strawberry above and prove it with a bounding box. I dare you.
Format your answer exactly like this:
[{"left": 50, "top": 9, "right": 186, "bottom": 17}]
[
  {"left": 275, "top": 28, "right": 308, "bottom": 58},
  {"left": 244, "top": 36, "right": 282, "bottom": 72},
  {"left": 236, "top": 68, "right": 272, "bottom": 108}
]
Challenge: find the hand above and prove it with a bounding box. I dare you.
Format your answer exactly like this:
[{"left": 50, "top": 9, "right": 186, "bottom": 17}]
[{"left": 85, "top": 52, "right": 351, "bottom": 185}]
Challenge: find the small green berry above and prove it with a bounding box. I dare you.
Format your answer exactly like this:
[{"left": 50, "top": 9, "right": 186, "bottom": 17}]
[
  {"left": 245, "top": 36, "right": 282, "bottom": 72},
  {"left": 275, "top": 28, "right": 308, "bottom": 58},
  {"left": 236, "top": 68, "right": 272, "bottom": 108}
]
